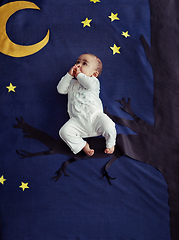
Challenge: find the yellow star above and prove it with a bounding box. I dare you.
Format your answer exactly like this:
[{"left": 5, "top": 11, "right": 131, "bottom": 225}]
[
  {"left": 108, "top": 12, "right": 120, "bottom": 22},
  {"left": 110, "top": 44, "right": 121, "bottom": 55},
  {"left": 90, "top": 0, "right": 100, "bottom": 3},
  {"left": 0, "top": 175, "right": 6, "bottom": 185},
  {"left": 6, "top": 83, "right": 16, "bottom": 92},
  {"left": 81, "top": 18, "right": 92, "bottom": 27},
  {"left": 121, "top": 31, "right": 130, "bottom": 38},
  {"left": 19, "top": 182, "right": 29, "bottom": 191}
]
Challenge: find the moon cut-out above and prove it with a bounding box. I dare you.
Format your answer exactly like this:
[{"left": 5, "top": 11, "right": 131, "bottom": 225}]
[{"left": 0, "top": 1, "right": 50, "bottom": 57}]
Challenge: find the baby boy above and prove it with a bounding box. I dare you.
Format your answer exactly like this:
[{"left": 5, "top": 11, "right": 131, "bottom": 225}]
[{"left": 57, "top": 53, "right": 116, "bottom": 156}]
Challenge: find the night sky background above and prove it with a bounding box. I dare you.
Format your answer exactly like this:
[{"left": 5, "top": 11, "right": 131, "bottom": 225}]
[{"left": 0, "top": 0, "right": 171, "bottom": 239}]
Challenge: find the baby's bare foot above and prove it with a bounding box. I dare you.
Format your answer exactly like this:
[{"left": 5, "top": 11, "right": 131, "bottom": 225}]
[
  {"left": 83, "top": 143, "right": 94, "bottom": 156},
  {"left": 104, "top": 146, "right": 115, "bottom": 154}
]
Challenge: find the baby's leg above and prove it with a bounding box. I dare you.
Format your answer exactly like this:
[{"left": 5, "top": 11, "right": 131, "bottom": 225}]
[
  {"left": 59, "top": 118, "right": 86, "bottom": 154},
  {"left": 93, "top": 113, "right": 116, "bottom": 154},
  {"left": 59, "top": 118, "right": 94, "bottom": 156}
]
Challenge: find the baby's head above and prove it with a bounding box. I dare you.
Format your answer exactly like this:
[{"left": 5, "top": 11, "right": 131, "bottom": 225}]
[{"left": 76, "top": 53, "right": 102, "bottom": 78}]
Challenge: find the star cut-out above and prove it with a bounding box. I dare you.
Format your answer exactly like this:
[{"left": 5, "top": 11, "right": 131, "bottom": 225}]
[
  {"left": 6, "top": 83, "right": 16, "bottom": 92},
  {"left": 108, "top": 12, "right": 120, "bottom": 22},
  {"left": 90, "top": 0, "right": 100, "bottom": 3},
  {"left": 110, "top": 44, "right": 121, "bottom": 55},
  {"left": 121, "top": 31, "right": 130, "bottom": 38},
  {"left": 81, "top": 18, "right": 92, "bottom": 27},
  {"left": 0, "top": 175, "right": 6, "bottom": 185},
  {"left": 19, "top": 182, "right": 29, "bottom": 191}
]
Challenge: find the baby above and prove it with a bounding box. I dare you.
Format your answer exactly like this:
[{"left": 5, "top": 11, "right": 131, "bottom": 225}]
[{"left": 57, "top": 53, "right": 116, "bottom": 156}]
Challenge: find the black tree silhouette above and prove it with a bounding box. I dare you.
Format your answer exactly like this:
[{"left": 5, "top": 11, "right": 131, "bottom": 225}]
[
  {"left": 13, "top": 116, "right": 121, "bottom": 183},
  {"left": 106, "top": 0, "right": 179, "bottom": 238}
]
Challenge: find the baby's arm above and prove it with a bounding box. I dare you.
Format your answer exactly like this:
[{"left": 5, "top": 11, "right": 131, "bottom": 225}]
[
  {"left": 57, "top": 66, "right": 76, "bottom": 94},
  {"left": 57, "top": 73, "right": 73, "bottom": 94},
  {"left": 76, "top": 73, "right": 99, "bottom": 90}
]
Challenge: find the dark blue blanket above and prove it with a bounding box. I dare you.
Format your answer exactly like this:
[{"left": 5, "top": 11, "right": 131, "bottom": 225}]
[{"left": 1, "top": 0, "right": 177, "bottom": 239}]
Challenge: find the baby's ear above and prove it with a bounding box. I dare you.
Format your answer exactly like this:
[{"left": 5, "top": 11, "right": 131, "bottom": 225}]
[{"left": 93, "top": 71, "right": 99, "bottom": 78}]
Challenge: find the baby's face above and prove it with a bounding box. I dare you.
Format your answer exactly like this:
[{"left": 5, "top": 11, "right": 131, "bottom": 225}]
[{"left": 75, "top": 54, "right": 98, "bottom": 77}]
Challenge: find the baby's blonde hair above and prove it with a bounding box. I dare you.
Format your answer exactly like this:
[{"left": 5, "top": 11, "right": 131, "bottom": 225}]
[{"left": 87, "top": 53, "right": 103, "bottom": 77}]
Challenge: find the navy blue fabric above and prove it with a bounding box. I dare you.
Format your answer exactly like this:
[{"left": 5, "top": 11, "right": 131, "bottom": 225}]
[{"left": 0, "top": 0, "right": 171, "bottom": 239}]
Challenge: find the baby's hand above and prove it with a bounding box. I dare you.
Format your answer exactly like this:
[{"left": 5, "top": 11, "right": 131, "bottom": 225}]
[
  {"left": 74, "top": 66, "right": 81, "bottom": 78},
  {"left": 68, "top": 65, "right": 76, "bottom": 77}
]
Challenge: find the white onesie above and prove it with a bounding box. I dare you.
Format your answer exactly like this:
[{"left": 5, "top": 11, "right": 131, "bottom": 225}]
[{"left": 57, "top": 72, "right": 116, "bottom": 154}]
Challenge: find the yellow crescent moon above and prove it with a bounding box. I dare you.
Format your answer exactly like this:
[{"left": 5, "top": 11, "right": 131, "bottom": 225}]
[{"left": 0, "top": 1, "right": 50, "bottom": 57}]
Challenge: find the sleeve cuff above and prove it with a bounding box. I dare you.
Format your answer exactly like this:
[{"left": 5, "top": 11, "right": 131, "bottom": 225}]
[{"left": 65, "top": 72, "right": 74, "bottom": 80}]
